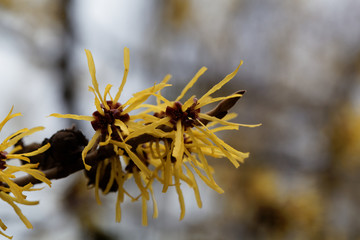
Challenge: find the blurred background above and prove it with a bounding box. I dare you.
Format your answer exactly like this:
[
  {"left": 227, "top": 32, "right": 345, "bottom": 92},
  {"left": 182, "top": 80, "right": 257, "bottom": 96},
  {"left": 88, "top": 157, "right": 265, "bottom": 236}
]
[{"left": 1, "top": 0, "right": 360, "bottom": 239}]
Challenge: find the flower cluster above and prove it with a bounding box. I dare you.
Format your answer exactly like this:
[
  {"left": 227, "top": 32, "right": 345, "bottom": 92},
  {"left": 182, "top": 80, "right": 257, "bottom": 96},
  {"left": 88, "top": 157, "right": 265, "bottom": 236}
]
[
  {"left": 0, "top": 107, "right": 51, "bottom": 239},
  {"left": 51, "top": 47, "right": 260, "bottom": 225}
]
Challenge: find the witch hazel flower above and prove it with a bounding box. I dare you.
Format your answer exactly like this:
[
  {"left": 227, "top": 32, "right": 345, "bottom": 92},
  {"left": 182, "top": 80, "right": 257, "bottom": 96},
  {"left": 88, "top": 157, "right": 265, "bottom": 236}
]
[
  {"left": 51, "top": 48, "right": 169, "bottom": 224},
  {"left": 51, "top": 47, "right": 260, "bottom": 225},
  {"left": 133, "top": 63, "right": 261, "bottom": 220},
  {"left": 0, "top": 107, "right": 51, "bottom": 239},
  {"left": 51, "top": 48, "right": 169, "bottom": 174}
]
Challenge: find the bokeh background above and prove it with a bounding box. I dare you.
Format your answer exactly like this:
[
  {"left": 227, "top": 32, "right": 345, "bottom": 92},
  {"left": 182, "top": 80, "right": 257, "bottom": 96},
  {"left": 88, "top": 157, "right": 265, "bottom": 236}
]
[{"left": 1, "top": 0, "right": 360, "bottom": 239}]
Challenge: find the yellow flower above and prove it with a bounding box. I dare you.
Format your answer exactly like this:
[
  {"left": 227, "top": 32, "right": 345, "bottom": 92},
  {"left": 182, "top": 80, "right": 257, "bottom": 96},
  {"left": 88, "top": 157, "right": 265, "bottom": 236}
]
[
  {"left": 51, "top": 48, "right": 169, "bottom": 174},
  {"left": 51, "top": 48, "right": 166, "bottom": 225},
  {"left": 51, "top": 47, "right": 259, "bottom": 225},
  {"left": 132, "top": 63, "right": 261, "bottom": 219},
  {"left": 0, "top": 107, "right": 51, "bottom": 239}
]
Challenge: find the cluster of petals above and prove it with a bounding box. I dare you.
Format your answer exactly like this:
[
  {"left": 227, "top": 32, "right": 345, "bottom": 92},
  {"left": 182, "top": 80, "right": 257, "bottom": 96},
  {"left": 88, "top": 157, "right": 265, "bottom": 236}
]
[
  {"left": 51, "top": 47, "right": 260, "bottom": 225},
  {"left": 0, "top": 107, "right": 51, "bottom": 239}
]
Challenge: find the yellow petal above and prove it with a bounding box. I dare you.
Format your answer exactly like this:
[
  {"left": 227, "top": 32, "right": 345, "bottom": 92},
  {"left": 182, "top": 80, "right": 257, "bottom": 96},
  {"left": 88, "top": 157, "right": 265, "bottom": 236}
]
[
  {"left": 0, "top": 219, "right": 12, "bottom": 239},
  {"left": 0, "top": 106, "right": 21, "bottom": 133},
  {"left": 2, "top": 127, "right": 44, "bottom": 150},
  {"left": 0, "top": 192, "right": 33, "bottom": 229},
  {"left": 125, "top": 117, "right": 170, "bottom": 141},
  {"left": 184, "top": 164, "right": 202, "bottom": 208},
  {"left": 199, "top": 113, "right": 261, "bottom": 128},
  {"left": 148, "top": 185, "right": 158, "bottom": 219},
  {"left": 181, "top": 95, "right": 196, "bottom": 112},
  {"left": 188, "top": 161, "right": 224, "bottom": 194},
  {"left": 195, "top": 125, "right": 248, "bottom": 166},
  {"left": 103, "top": 84, "right": 113, "bottom": 102},
  {"left": 172, "top": 121, "right": 184, "bottom": 168},
  {"left": 103, "top": 157, "right": 118, "bottom": 194},
  {"left": 114, "top": 47, "right": 130, "bottom": 103},
  {"left": 154, "top": 93, "right": 172, "bottom": 106},
  {"left": 94, "top": 161, "right": 103, "bottom": 205},
  {"left": 161, "top": 74, "right": 172, "bottom": 84},
  {"left": 115, "top": 188, "right": 123, "bottom": 222},
  {"left": 82, "top": 130, "right": 101, "bottom": 170},
  {"left": 186, "top": 129, "right": 215, "bottom": 183},
  {"left": 162, "top": 140, "right": 173, "bottom": 192},
  {"left": 157, "top": 74, "right": 172, "bottom": 105},
  {"left": 114, "top": 119, "right": 129, "bottom": 136},
  {"left": 88, "top": 86, "right": 106, "bottom": 114},
  {"left": 49, "top": 113, "right": 94, "bottom": 121},
  {"left": 176, "top": 67, "right": 207, "bottom": 102},
  {"left": 8, "top": 163, "right": 51, "bottom": 186},
  {"left": 207, "top": 113, "right": 237, "bottom": 127},
  {"left": 174, "top": 167, "right": 185, "bottom": 220},
  {"left": 133, "top": 103, "right": 166, "bottom": 115},
  {"left": 198, "top": 113, "right": 239, "bottom": 127},
  {"left": 122, "top": 83, "right": 170, "bottom": 114},
  {"left": 110, "top": 140, "right": 151, "bottom": 177},
  {"left": 133, "top": 168, "right": 149, "bottom": 200},
  {"left": 99, "top": 125, "right": 113, "bottom": 146},
  {"left": 208, "top": 125, "right": 239, "bottom": 133},
  {"left": 206, "top": 93, "right": 244, "bottom": 104},
  {"left": 196, "top": 94, "right": 244, "bottom": 109},
  {"left": 16, "top": 143, "right": 50, "bottom": 157},
  {"left": 85, "top": 50, "right": 107, "bottom": 105},
  {"left": 2, "top": 129, "right": 26, "bottom": 149},
  {"left": 198, "top": 61, "right": 242, "bottom": 104}
]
